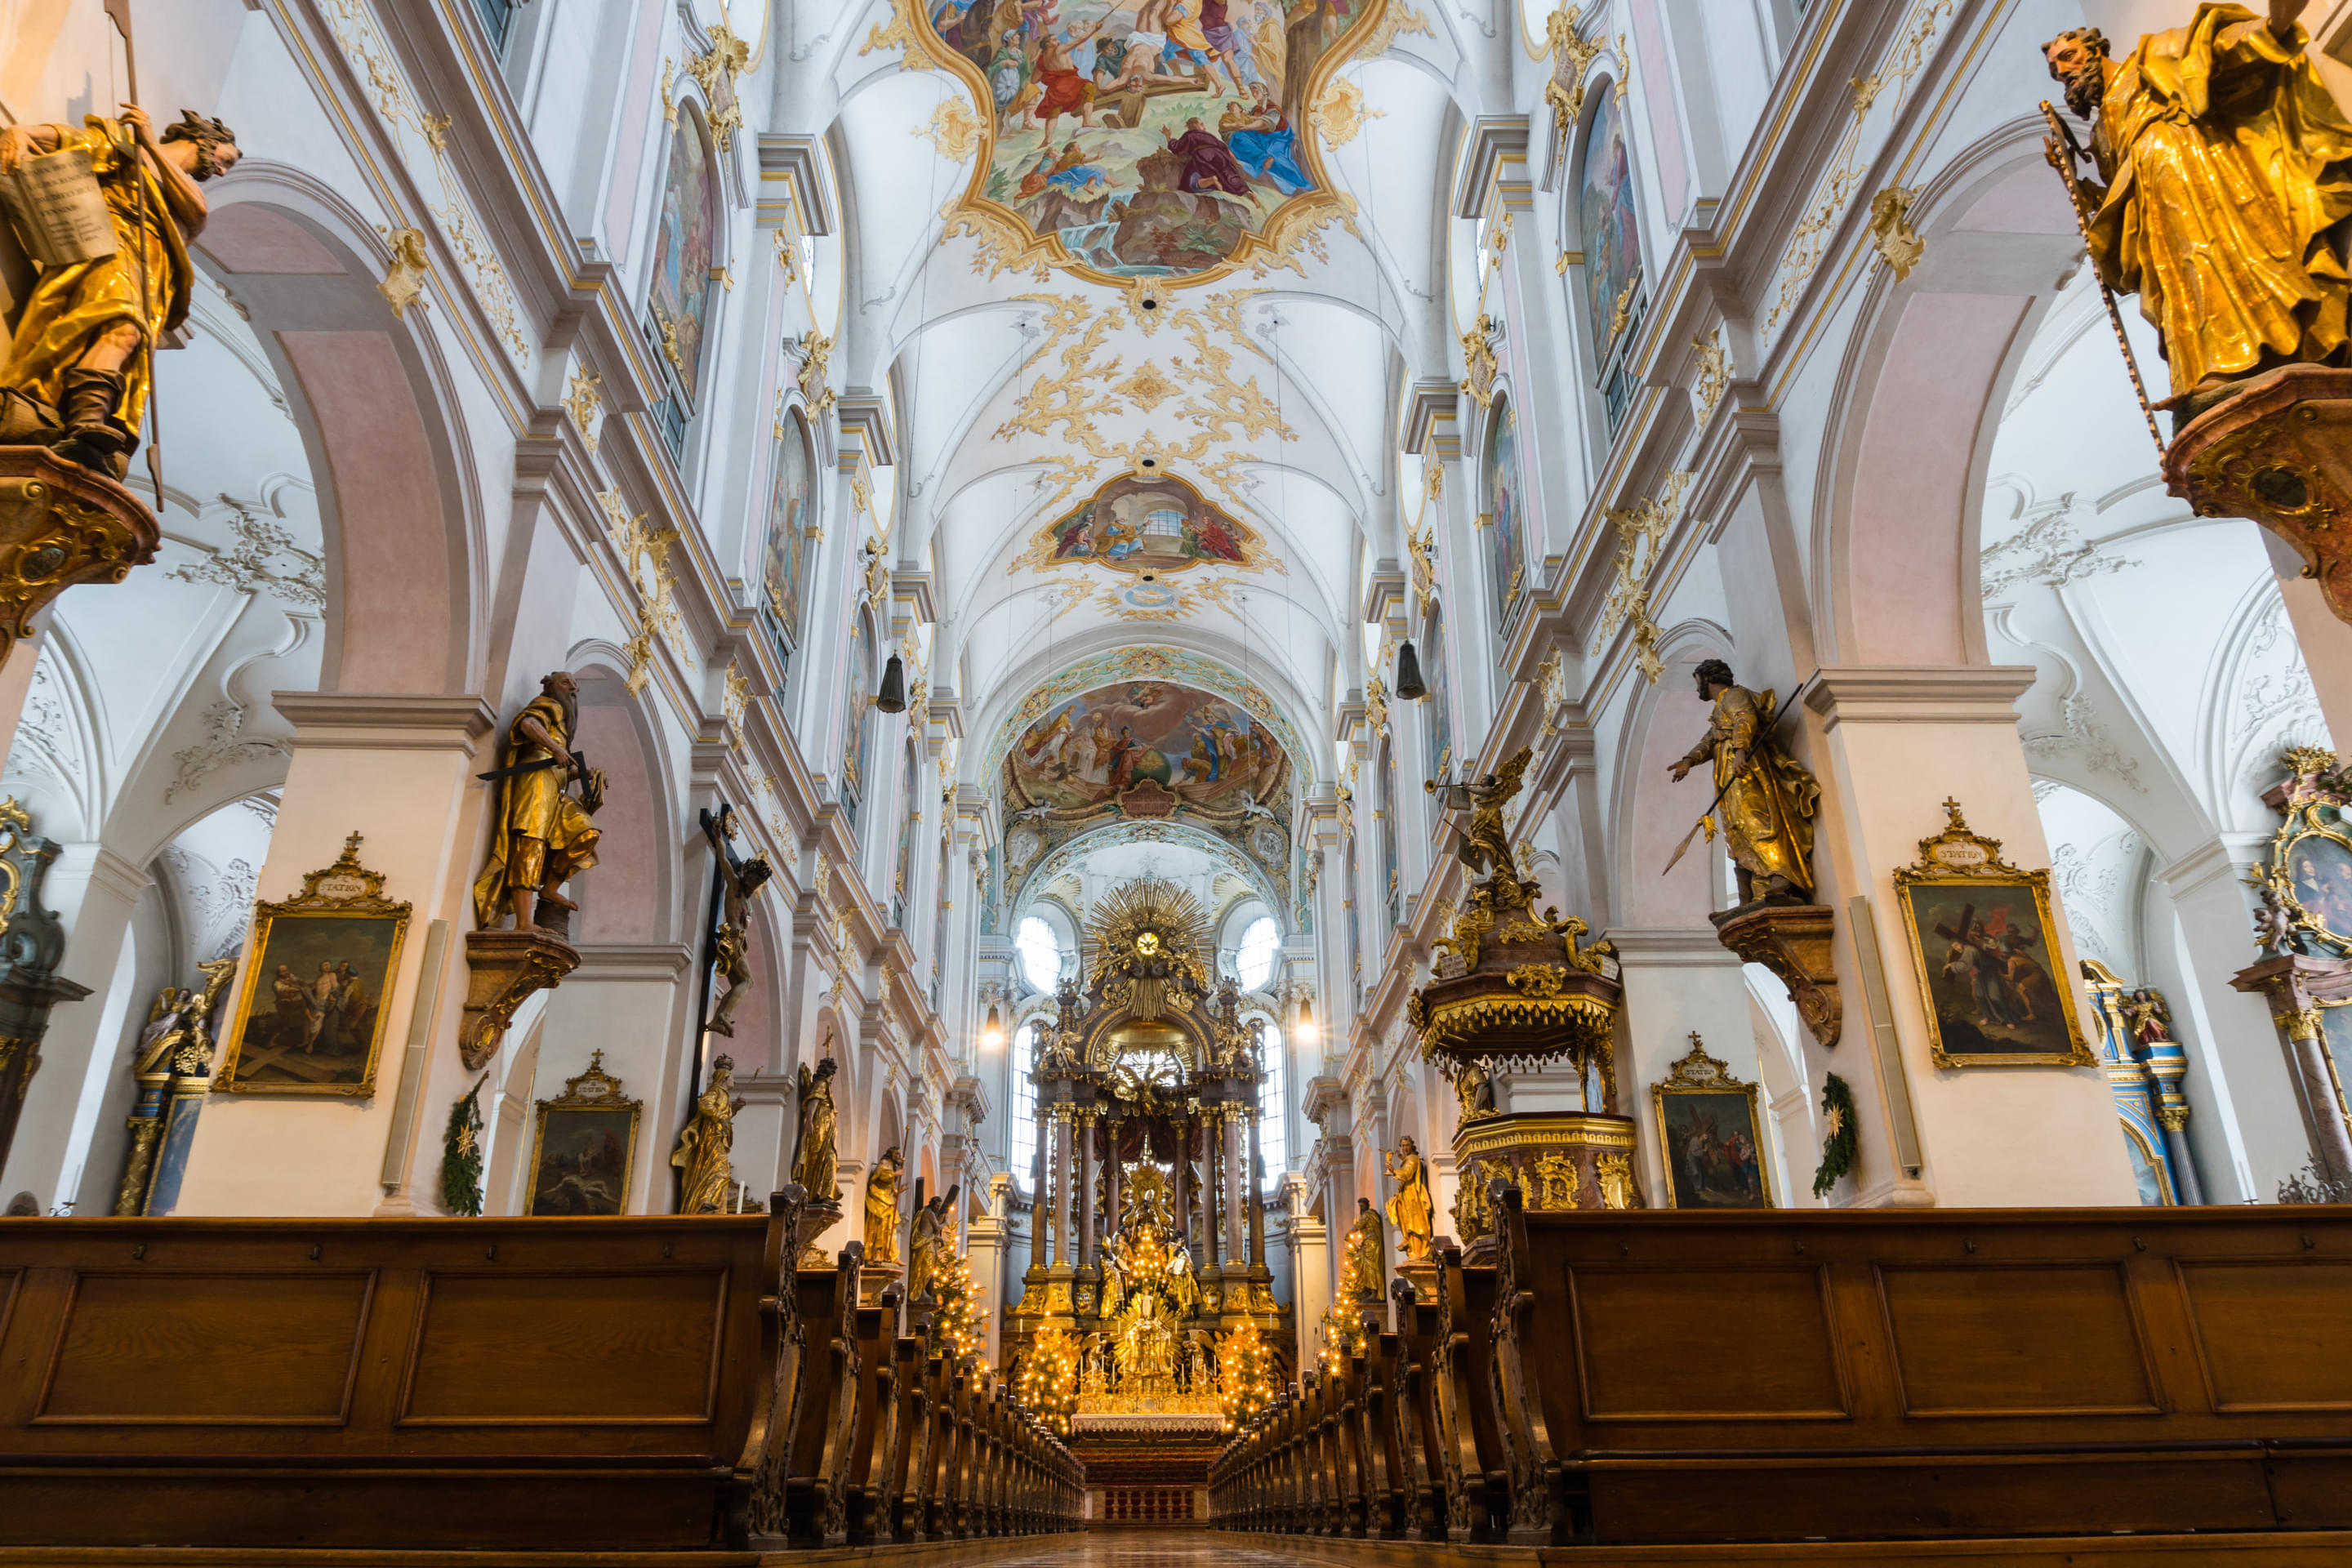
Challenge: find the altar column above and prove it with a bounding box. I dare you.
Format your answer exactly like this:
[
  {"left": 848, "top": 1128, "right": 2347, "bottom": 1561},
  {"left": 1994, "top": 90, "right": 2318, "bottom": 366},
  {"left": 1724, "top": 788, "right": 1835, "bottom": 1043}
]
[
  {"left": 1049, "top": 1105, "right": 1069, "bottom": 1266},
  {"left": 1105, "top": 1114, "right": 1122, "bottom": 1233},
  {"left": 1175, "top": 1113, "right": 1193, "bottom": 1245},
  {"left": 1248, "top": 1100, "right": 1265, "bottom": 1267},
  {"left": 1076, "top": 1107, "right": 1096, "bottom": 1267},
  {"left": 1226, "top": 1105, "right": 1246, "bottom": 1263},
  {"left": 1199, "top": 1108, "right": 1218, "bottom": 1265}
]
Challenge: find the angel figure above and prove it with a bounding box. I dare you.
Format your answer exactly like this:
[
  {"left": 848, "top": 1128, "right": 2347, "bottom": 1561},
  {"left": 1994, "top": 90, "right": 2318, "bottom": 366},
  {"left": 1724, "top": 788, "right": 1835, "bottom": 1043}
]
[{"left": 1432, "top": 746, "right": 1533, "bottom": 884}]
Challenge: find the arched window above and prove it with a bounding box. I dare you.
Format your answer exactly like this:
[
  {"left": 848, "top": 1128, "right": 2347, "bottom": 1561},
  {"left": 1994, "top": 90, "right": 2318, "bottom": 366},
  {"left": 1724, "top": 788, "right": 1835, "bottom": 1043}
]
[
  {"left": 842, "top": 613, "right": 876, "bottom": 833},
  {"left": 1015, "top": 915, "right": 1064, "bottom": 993},
  {"left": 1579, "top": 85, "right": 1645, "bottom": 430},
  {"left": 1256, "top": 1018, "right": 1287, "bottom": 1183},
  {"left": 1484, "top": 402, "right": 1526, "bottom": 632},
  {"left": 1422, "top": 606, "right": 1454, "bottom": 791},
  {"left": 892, "top": 738, "right": 920, "bottom": 926},
  {"left": 1012, "top": 1018, "right": 1041, "bottom": 1186},
  {"left": 1236, "top": 915, "right": 1281, "bottom": 991},
  {"left": 645, "top": 109, "right": 720, "bottom": 451},
  {"left": 761, "top": 410, "right": 814, "bottom": 683}
]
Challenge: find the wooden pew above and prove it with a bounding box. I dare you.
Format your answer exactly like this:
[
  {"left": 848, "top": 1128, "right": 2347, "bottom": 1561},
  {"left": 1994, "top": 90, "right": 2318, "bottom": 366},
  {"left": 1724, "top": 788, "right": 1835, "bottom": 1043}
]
[
  {"left": 0, "top": 1205, "right": 795, "bottom": 1551},
  {"left": 780, "top": 1245, "right": 863, "bottom": 1546},
  {"left": 1432, "top": 1241, "right": 1510, "bottom": 1543},
  {"left": 842, "top": 1285, "right": 900, "bottom": 1544},
  {"left": 1392, "top": 1275, "right": 1450, "bottom": 1540},
  {"left": 1486, "top": 1187, "right": 2352, "bottom": 1548}
]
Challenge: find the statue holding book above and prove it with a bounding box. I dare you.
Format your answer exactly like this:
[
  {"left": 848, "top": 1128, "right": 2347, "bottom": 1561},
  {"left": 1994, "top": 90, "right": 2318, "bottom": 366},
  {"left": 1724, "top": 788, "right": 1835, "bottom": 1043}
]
[{"left": 0, "top": 105, "right": 239, "bottom": 475}]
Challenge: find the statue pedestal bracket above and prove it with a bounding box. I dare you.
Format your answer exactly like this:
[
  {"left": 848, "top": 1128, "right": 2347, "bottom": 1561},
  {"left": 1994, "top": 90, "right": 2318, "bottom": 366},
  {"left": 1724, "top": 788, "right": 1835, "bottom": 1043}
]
[
  {"left": 1711, "top": 901, "right": 1842, "bottom": 1049},
  {"left": 2167, "top": 364, "right": 2352, "bottom": 626},
  {"left": 0, "top": 448, "right": 160, "bottom": 661},
  {"left": 457, "top": 928, "right": 580, "bottom": 1071}
]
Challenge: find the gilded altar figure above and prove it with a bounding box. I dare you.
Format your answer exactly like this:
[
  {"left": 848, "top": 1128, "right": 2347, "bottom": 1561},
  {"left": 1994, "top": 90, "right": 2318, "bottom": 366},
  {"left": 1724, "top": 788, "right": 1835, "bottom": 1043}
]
[
  {"left": 670, "top": 1054, "right": 744, "bottom": 1214},
  {"left": 2043, "top": 4, "right": 2352, "bottom": 419},
  {"left": 1383, "top": 1137, "right": 1435, "bottom": 1263},
  {"left": 1339, "top": 1196, "right": 1386, "bottom": 1299},
  {"left": 864, "top": 1145, "right": 905, "bottom": 1265},
  {"left": 1668, "top": 660, "right": 1819, "bottom": 905},
  {"left": 0, "top": 108, "right": 240, "bottom": 474},
  {"left": 473, "top": 672, "right": 605, "bottom": 933},
  {"left": 791, "top": 1054, "right": 841, "bottom": 1203}
]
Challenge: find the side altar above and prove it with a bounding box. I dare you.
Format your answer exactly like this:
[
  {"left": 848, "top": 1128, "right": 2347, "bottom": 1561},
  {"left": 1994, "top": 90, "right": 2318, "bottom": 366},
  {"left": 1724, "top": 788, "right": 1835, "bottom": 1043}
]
[{"left": 1004, "top": 877, "right": 1287, "bottom": 1435}]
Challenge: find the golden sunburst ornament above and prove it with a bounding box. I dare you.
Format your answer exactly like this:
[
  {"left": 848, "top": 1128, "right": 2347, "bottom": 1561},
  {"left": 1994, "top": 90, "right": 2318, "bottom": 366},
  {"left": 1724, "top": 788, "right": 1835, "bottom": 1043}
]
[{"left": 1087, "top": 875, "right": 1209, "bottom": 966}]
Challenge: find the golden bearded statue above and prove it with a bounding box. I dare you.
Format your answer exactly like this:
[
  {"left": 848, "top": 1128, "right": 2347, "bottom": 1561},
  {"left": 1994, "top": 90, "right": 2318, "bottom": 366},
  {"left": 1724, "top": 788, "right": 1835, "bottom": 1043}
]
[
  {"left": 2043, "top": 3, "right": 2352, "bottom": 418},
  {"left": 1668, "top": 660, "right": 1819, "bottom": 906},
  {"left": 473, "top": 672, "right": 604, "bottom": 933}
]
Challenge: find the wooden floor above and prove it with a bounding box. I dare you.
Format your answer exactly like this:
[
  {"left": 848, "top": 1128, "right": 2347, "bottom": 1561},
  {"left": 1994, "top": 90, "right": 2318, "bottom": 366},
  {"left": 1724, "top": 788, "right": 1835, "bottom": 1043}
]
[{"left": 10, "top": 1530, "right": 2352, "bottom": 1566}]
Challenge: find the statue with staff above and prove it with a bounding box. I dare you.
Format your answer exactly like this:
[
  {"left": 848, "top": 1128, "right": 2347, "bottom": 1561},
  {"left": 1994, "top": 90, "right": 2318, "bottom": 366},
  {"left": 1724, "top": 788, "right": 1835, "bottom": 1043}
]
[
  {"left": 2041, "top": 2, "right": 2352, "bottom": 430},
  {"left": 1663, "top": 660, "right": 1820, "bottom": 906}
]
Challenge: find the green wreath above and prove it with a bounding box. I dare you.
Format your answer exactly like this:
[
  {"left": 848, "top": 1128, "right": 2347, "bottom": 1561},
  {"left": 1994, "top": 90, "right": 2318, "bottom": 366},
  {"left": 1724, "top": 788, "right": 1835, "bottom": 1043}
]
[{"left": 1812, "top": 1072, "right": 1859, "bottom": 1199}]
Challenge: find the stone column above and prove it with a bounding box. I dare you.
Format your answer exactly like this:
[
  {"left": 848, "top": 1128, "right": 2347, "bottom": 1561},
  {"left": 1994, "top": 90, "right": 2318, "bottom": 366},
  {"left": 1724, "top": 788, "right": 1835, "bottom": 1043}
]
[
  {"left": 1200, "top": 1106, "right": 1219, "bottom": 1265},
  {"left": 1601, "top": 928, "right": 1765, "bottom": 1205},
  {"left": 1174, "top": 1112, "right": 1193, "bottom": 1244},
  {"left": 1076, "top": 1107, "right": 1096, "bottom": 1267},
  {"left": 171, "top": 695, "right": 498, "bottom": 1217},
  {"left": 1285, "top": 1174, "right": 1329, "bottom": 1370},
  {"left": 1, "top": 843, "right": 148, "bottom": 1208},
  {"left": 1803, "top": 669, "right": 2139, "bottom": 1208},
  {"left": 969, "top": 1173, "right": 1010, "bottom": 1364}
]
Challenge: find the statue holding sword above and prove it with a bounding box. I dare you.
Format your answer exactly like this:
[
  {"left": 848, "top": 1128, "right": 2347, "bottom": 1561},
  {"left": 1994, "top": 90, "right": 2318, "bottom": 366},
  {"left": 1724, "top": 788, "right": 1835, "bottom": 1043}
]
[{"left": 472, "top": 670, "right": 606, "bottom": 933}]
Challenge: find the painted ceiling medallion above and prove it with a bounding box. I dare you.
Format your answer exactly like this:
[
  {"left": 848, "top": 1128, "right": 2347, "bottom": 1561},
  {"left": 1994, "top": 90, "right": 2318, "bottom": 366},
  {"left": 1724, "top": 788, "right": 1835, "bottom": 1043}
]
[
  {"left": 1011, "top": 470, "right": 1274, "bottom": 577},
  {"left": 882, "top": 0, "right": 1381, "bottom": 282}
]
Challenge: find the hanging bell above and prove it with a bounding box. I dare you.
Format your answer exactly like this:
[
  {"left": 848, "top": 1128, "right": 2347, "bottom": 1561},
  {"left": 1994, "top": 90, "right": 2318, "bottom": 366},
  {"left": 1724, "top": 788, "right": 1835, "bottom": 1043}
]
[
  {"left": 1394, "top": 639, "right": 1428, "bottom": 701},
  {"left": 875, "top": 651, "right": 908, "bottom": 714}
]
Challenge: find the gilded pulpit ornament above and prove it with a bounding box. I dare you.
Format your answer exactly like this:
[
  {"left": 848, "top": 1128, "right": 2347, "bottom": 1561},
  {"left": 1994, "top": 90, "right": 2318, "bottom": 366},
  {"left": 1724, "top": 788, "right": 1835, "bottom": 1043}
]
[
  {"left": 864, "top": 1146, "right": 905, "bottom": 1265},
  {"left": 1413, "top": 746, "right": 1639, "bottom": 1220},
  {"left": 460, "top": 674, "right": 606, "bottom": 1071},
  {"left": 671, "top": 1053, "right": 745, "bottom": 1214},
  {"left": 2042, "top": 7, "right": 2352, "bottom": 625}
]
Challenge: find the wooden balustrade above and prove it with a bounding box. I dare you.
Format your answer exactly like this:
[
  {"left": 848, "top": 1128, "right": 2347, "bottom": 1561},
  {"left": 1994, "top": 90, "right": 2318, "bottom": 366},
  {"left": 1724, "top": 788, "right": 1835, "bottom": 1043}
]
[
  {"left": 1212, "top": 1192, "right": 2352, "bottom": 1549},
  {"left": 0, "top": 1194, "right": 1083, "bottom": 1552}
]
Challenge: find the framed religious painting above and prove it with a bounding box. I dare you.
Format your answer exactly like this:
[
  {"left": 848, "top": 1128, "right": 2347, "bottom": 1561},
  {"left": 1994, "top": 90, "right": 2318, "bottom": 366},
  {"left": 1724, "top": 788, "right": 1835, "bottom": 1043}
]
[
  {"left": 525, "top": 1050, "right": 640, "bottom": 1216},
  {"left": 215, "top": 834, "right": 411, "bottom": 1097},
  {"left": 2254, "top": 746, "right": 2352, "bottom": 957},
  {"left": 1650, "top": 1036, "right": 1773, "bottom": 1209},
  {"left": 1893, "top": 799, "right": 2092, "bottom": 1069}
]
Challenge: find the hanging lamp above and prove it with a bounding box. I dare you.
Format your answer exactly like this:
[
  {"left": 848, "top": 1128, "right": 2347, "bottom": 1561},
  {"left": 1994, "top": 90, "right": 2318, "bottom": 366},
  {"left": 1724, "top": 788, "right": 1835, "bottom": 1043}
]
[
  {"left": 1395, "top": 639, "right": 1428, "bottom": 701},
  {"left": 875, "top": 650, "right": 907, "bottom": 713}
]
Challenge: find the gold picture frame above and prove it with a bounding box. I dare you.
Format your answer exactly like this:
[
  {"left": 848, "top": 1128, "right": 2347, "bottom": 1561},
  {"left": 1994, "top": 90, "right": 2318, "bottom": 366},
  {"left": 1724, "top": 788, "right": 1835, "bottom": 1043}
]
[
  {"left": 1892, "top": 799, "right": 2092, "bottom": 1069},
  {"left": 1650, "top": 1035, "right": 1773, "bottom": 1209},
  {"left": 525, "top": 1050, "right": 640, "bottom": 1216},
  {"left": 215, "top": 833, "right": 411, "bottom": 1096},
  {"left": 2254, "top": 746, "right": 2352, "bottom": 956}
]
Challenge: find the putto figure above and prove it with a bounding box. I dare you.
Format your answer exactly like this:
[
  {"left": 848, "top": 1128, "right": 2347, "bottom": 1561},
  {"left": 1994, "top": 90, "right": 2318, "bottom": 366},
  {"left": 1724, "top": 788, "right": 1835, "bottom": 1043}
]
[
  {"left": 0, "top": 106, "right": 240, "bottom": 474},
  {"left": 1668, "top": 659, "right": 1820, "bottom": 906},
  {"left": 2042, "top": 2, "right": 2352, "bottom": 420},
  {"left": 473, "top": 672, "right": 604, "bottom": 933}
]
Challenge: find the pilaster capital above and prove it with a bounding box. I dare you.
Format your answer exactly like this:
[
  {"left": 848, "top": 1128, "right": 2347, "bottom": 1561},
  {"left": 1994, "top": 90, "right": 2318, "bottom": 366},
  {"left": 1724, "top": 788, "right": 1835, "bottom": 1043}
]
[
  {"left": 2155, "top": 833, "right": 2274, "bottom": 899},
  {"left": 1601, "top": 924, "right": 1744, "bottom": 967},
  {"left": 1803, "top": 666, "right": 2037, "bottom": 728},
  {"left": 273, "top": 693, "right": 500, "bottom": 754},
  {"left": 571, "top": 941, "right": 696, "bottom": 979}
]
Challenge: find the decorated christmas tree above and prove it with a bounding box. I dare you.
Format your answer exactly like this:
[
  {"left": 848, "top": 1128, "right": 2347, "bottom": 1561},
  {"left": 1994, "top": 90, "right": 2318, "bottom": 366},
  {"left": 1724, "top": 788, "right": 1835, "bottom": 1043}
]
[
  {"left": 928, "top": 1246, "right": 987, "bottom": 1362},
  {"left": 1019, "top": 1325, "right": 1082, "bottom": 1433},
  {"left": 1216, "top": 1316, "right": 1278, "bottom": 1430}
]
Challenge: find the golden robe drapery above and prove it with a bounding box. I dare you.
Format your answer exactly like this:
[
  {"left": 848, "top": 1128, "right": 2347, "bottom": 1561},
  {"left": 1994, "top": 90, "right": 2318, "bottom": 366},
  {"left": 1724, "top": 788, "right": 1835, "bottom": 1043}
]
[
  {"left": 2, "top": 116, "right": 193, "bottom": 436},
  {"left": 1677, "top": 684, "right": 1818, "bottom": 897},
  {"left": 470, "top": 693, "right": 600, "bottom": 927},
  {"left": 2082, "top": 4, "right": 2352, "bottom": 395}
]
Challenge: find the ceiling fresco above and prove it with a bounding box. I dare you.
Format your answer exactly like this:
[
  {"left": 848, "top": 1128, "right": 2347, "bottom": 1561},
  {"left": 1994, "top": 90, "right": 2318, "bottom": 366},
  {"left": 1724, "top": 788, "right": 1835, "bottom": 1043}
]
[{"left": 865, "top": 0, "right": 1403, "bottom": 281}]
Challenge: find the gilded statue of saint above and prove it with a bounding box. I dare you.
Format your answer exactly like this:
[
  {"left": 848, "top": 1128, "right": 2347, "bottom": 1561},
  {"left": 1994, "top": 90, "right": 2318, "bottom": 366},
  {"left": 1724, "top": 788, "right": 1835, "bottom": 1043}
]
[
  {"left": 1383, "top": 1137, "right": 1435, "bottom": 1263},
  {"left": 473, "top": 672, "right": 605, "bottom": 933},
  {"left": 2043, "top": 3, "right": 2352, "bottom": 419},
  {"left": 1339, "top": 1196, "right": 1386, "bottom": 1300},
  {"left": 1668, "top": 660, "right": 1819, "bottom": 906},
  {"left": 864, "top": 1146, "right": 904, "bottom": 1265},
  {"left": 791, "top": 1054, "right": 840, "bottom": 1204},
  {"left": 0, "top": 107, "right": 240, "bottom": 473},
  {"left": 670, "top": 1054, "right": 743, "bottom": 1215},
  {"left": 907, "top": 1187, "right": 958, "bottom": 1301}
]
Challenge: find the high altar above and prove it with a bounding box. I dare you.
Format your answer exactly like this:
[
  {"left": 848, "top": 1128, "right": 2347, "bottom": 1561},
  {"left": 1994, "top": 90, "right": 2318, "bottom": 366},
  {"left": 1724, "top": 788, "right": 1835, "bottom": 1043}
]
[{"left": 1006, "top": 878, "right": 1286, "bottom": 1433}]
